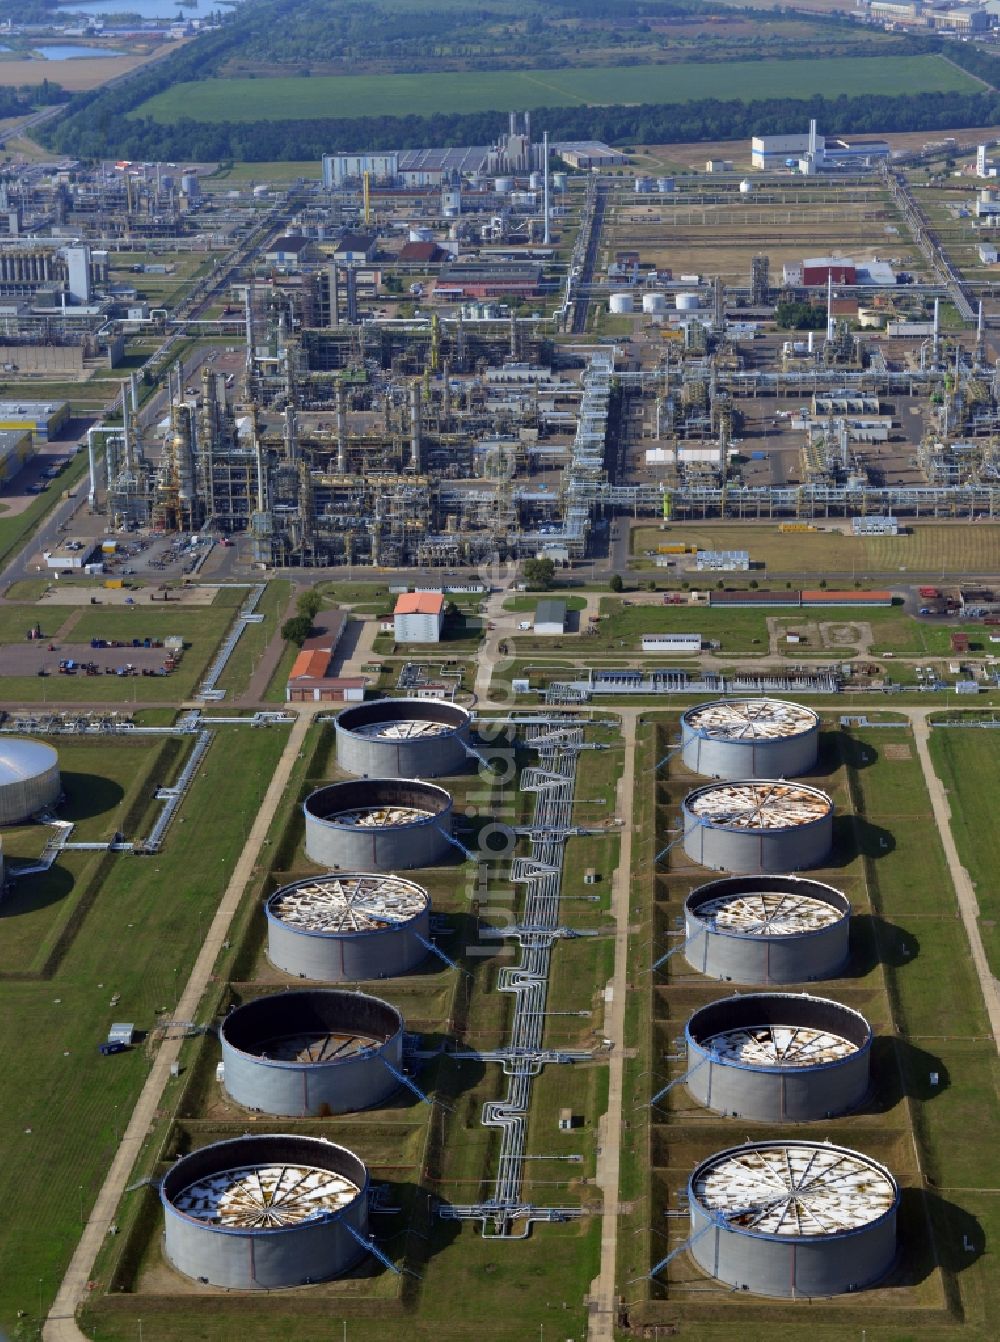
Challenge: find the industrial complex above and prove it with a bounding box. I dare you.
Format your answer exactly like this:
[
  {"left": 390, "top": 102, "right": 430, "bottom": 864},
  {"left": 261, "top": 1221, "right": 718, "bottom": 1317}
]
[{"left": 0, "top": 70, "right": 998, "bottom": 1342}]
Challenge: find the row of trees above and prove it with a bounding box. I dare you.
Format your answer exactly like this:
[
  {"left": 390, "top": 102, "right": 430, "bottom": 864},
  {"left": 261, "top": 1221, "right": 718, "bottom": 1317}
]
[{"left": 43, "top": 87, "right": 1000, "bottom": 164}]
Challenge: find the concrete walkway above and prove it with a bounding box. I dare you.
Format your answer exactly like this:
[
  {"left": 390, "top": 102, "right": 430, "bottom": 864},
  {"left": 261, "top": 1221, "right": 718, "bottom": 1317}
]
[
  {"left": 44, "top": 707, "right": 319, "bottom": 1342},
  {"left": 588, "top": 707, "right": 638, "bottom": 1341},
  {"left": 908, "top": 708, "right": 1000, "bottom": 1051}
]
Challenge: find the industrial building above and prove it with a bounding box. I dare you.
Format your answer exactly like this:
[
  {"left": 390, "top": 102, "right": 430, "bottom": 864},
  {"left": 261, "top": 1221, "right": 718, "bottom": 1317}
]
[
  {"left": 335, "top": 698, "right": 473, "bottom": 778},
  {"left": 0, "top": 400, "right": 68, "bottom": 442},
  {"left": 0, "top": 738, "right": 60, "bottom": 825},
  {"left": 219, "top": 989, "right": 404, "bottom": 1116},
  {"left": 682, "top": 780, "right": 834, "bottom": 873},
  {"left": 533, "top": 598, "right": 567, "bottom": 635},
  {"left": 683, "top": 874, "right": 852, "bottom": 983},
  {"left": 393, "top": 592, "right": 445, "bottom": 643},
  {"left": 303, "top": 777, "right": 454, "bottom": 871},
  {"left": 680, "top": 699, "right": 820, "bottom": 780},
  {"left": 160, "top": 1134, "right": 370, "bottom": 1289},
  {"left": 687, "top": 1141, "right": 898, "bottom": 1297},
  {"left": 751, "top": 120, "right": 890, "bottom": 172},
  {"left": 0, "top": 429, "right": 32, "bottom": 485},
  {"left": 684, "top": 993, "right": 872, "bottom": 1120},
  {"left": 266, "top": 871, "right": 431, "bottom": 981}
]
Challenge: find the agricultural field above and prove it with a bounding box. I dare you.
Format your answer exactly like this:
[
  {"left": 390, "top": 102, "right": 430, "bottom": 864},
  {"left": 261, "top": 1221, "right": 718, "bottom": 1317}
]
[
  {"left": 620, "top": 717, "right": 1000, "bottom": 1339},
  {"left": 0, "top": 724, "right": 290, "bottom": 1335},
  {"left": 131, "top": 54, "right": 976, "bottom": 124},
  {"left": 631, "top": 522, "right": 1000, "bottom": 576}
]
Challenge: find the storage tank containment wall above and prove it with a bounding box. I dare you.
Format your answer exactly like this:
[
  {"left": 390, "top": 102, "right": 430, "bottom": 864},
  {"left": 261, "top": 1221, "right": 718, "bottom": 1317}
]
[
  {"left": 220, "top": 989, "right": 404, "bottom": 1116},
  {"left": 683, "top": 874, "right": 851, "bottom": 983},
  {"left": 161, "top": 1134, "right": 369, "bottom": 1290},
  {"left": 684, "top": 992, "right": 872, "bottom": 1120},
  {"left": 688, "top": 1141, "right": 898, "bottom": 1297}
]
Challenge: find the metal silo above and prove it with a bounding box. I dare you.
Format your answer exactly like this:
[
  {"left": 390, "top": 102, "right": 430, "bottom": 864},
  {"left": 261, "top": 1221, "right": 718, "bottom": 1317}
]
[
  {"left": 161, "top": 1134, "right": 370, "bottom": 1289},
  {"left": 0, "top": 738, "right": 60, "bottom": 824},
  {"left": 335, "top": 698, "right": 473, "bottom": 778},
  {"left": 683, "top": 875, "right": 851, "bottom": 983},
  {"left": 220, "top": 989, "right": 404, "bottom": 1116},
  {"left": 303, "top": 778, "right": 453, "bottom": 871},
  {"left": 684, "top": 993, "right": 871, "bottom": 1120},
  {"left": 266, "top": 871, "right": 430, "bottom": 981},
  {"left": 682, "top": 780, "right": 833, "bottom": 874},
  {"left": 688, "top": 1141, "right": 898, "bottom": 1297},
  {"left": 681, "top": 699, "right": 820, "bottom": 780}
]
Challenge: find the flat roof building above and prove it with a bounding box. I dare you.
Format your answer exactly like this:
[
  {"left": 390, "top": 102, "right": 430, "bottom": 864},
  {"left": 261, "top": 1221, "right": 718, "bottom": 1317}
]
[{"left": 534, "top": 598, "right": 567, "bottom": 635}]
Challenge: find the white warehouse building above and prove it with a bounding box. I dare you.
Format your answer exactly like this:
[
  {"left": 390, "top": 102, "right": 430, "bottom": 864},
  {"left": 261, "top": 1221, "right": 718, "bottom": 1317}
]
[{"left": 752, "top": 120, "right": 890, "bottom": 172}]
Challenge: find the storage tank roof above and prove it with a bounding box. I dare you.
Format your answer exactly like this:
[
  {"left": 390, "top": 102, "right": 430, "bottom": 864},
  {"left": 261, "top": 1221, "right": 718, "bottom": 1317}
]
[
  {"left": 684, "top": 699, "right": 818, "bottom": 741},
  {"left": 173, "top": 1163, "right": 359, "bottom": 1227},
  {"left": 0, "top": 737, "right": 57, "bottom": 784},
  {"left": 692, "top": 1143, "right": 897, "bottom": 1236},
  {"left": 269, "top": 873, "right": 428, "bottom": 933},
  {"left": 687, "top": 781, "right": 832, "bottom": 830},
  {"left": 692, "top": 889, "right": 843, "bottom": 936}
]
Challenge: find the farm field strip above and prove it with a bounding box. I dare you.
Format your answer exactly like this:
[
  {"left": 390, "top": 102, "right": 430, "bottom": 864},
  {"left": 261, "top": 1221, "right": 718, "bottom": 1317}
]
[{"left": 131, "top": 54, "right": 976, "bottom": 124}]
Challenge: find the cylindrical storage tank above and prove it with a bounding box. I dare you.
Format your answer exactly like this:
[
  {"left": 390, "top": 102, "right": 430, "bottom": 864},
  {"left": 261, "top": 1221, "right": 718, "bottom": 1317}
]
[
  {"left": 441, "top": 188, "right": 461, "bottom": 214},
  {"left": 642, "top": 292, "right": 667, "bottom": 315},
  {"left": 529, "top": 171, "right": 543, "bottom": 190},
  {"left": 180, "top": 172, "right": 200, "bottom": 198},
  {"left": 739, "top": 178, "right": 754, "bottom": 195},
  {"left": 304, "top": 778, "right": 453, "bottom": 872},
  {"left": 609, "top": 293, "right": 634, "bottom": 315},
  {"left": 676, "top": 292, "right": 701, "bottom": 311},
  {"left": 161, "top": 1134, "right": 369, "bottom": 1289},
  {"left": 682, "top": 780, "right": 833, "bottom": 874},
  {"left": 494, "top": 176, "right": 514, "bottom": 194},
  {"left": 220, "top": 989, "right": 404, "bottom": 1116},
  {"left": 335, "top": 698, "right": 473, "bottom": 778},
  {"left": 0, "top": 738, "right": 60, "bottom": 824},
  {"left": 266, "top": 871, "right": 430, "bottom": 981},
  {"left": 683, "top": 875, "right": 851, "bottom": 983},
  {"left": 552, "top": 171, "right": 568, "bottom": 191},
  {"left": 160, "top": 173, "right": 174, "bottom": 193},
  {"left": 681, "top": 699, "right": 820, "bottom": 780},
  {"left": 657, "top": 176, "right": 675, "bottom": 193},
  {"left": 684, "top": 993, "right": 871, "bottom": 1120},
  {"left": 688, "top": 1141, "right": 898, "bottom": 1297}
]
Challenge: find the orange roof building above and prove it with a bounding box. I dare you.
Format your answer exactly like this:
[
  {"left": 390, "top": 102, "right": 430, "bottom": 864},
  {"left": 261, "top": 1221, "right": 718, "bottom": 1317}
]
[{"left": 393, "top": 590, "right": 446, "bottom": 643}]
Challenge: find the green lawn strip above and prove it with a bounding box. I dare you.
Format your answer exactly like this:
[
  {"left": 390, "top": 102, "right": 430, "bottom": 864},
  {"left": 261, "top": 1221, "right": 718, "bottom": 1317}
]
[{"left": 928, "top": 726, "right": 1000, "bottom": 981}]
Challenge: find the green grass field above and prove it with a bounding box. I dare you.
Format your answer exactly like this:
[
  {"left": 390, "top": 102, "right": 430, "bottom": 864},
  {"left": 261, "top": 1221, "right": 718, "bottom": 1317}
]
[
  {"left": 131, "top": 54, "right": 975, "bottom": 123},
  {"left": 0, "top": 724, "right": 289, "bottom": 1335},
  {"left": 633, "top": 522, "right": 1000, "bottom": 576}
]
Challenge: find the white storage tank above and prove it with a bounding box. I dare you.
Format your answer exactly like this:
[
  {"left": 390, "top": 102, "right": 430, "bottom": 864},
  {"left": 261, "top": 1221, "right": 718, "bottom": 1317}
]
[
  {"left": 642, "top": 292, "right": 667, "bottom": 314},
  {"left": 0, "top": 738, "right": 60, "bottom": 825},
  {"left": 440, "top": 188, "right": 461, "bottom": 215},
  {"left": 552, "top": 172, "right": 568, "bottom": 191},
  {"left": 676, "top": 292, "right": 701, "bottom": 311},
  {"left": 657, "top": 177, "right": 675, "bottom": 193},
  {"left": 529, "top": 171, "right": 543, "bottom": 190},
  {"left": 739, "top": 178, "right": 754, "bottom": 195},
  {"left": 494, "top": 177, "right": 515, "bottom": 194},
  {"left": 180, "top": 172, "right": 200, "bottom": 198},
  {"left": 609, "top": 293, "right": 635, "bottom": 315}
]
